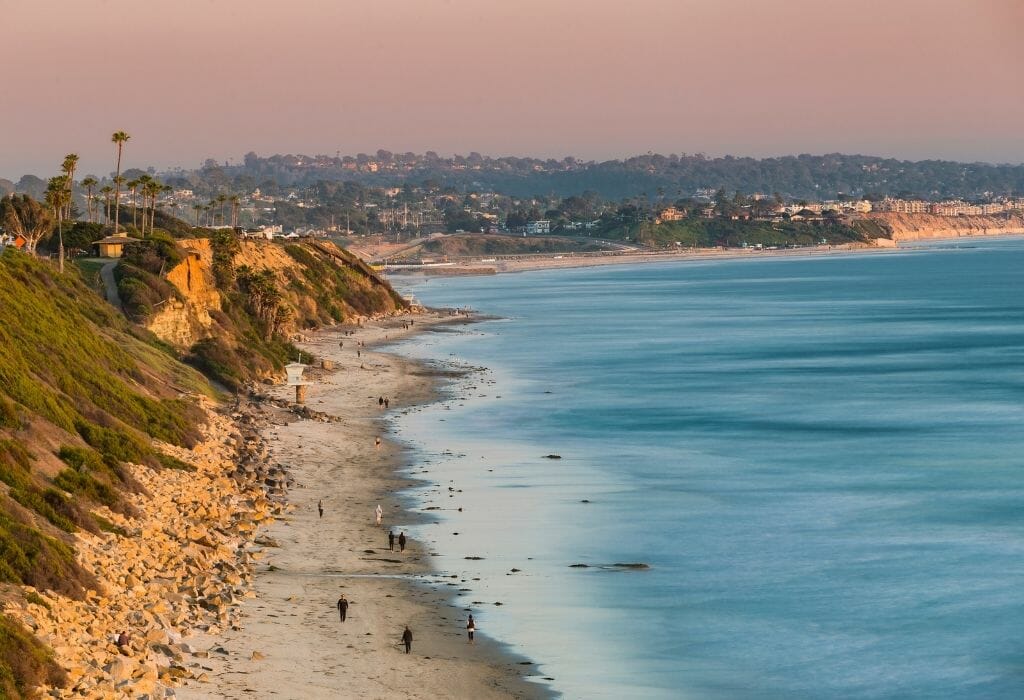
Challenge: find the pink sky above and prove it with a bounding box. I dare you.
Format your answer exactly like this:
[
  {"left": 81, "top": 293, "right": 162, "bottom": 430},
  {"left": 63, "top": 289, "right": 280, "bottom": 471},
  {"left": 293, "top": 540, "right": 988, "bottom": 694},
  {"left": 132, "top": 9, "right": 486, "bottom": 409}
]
[{"left": 2, "top": 0, "right": 1023, "bottom": 177}]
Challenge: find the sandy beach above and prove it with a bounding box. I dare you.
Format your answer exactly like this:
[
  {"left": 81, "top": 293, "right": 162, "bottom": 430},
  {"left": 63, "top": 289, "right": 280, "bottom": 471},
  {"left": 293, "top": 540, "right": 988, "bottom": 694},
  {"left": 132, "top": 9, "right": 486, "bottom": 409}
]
[
  {"left": 177, "top": 312, "right": 547, "bottom": 700},
  {"left": 379, "top": 241, "right": 899, "bottom": 278}
]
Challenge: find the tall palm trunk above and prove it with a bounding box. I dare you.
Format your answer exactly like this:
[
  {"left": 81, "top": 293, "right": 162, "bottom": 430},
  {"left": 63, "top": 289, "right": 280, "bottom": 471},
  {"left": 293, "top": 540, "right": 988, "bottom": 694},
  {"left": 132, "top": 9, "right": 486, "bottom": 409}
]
[
  {"left": 65, "top": 165, "right": 75, "bottom": 220},
  {"left": 131, "top": 184, "right": 138, "bottom": 229},
  {"left": 57, "top": 208, "right": 64, "bottom": 273},
  {"left": 111, "top": 131, "right": 130, "bottom": 233},
  {"left": 114, "top": 154, "right": 123, "bottom": 232}
]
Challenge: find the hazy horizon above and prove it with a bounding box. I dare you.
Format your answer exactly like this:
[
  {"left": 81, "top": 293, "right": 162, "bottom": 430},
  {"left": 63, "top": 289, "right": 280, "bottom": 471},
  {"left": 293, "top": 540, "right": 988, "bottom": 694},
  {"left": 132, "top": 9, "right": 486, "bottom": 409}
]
[
  {"left": 6, "top": 146, "right": 1024, "bottom": 183},
  {"left": 3, "top": 0, "right": 1023, "bottom": 179}
]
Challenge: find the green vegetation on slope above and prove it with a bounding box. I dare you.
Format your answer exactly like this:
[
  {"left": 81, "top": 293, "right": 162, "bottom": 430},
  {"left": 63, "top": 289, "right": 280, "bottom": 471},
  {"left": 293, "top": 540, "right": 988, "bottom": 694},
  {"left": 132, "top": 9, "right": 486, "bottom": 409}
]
[
  {"left": 0, "top": 226, "right": 407, "bottom": 696},
  {"left": 114, "top": 231, "right": 185, "bottom": 321},
  {"left": 0, "top": 614, "right": 66, "bottom": 700},
  {"left": 0, "top": 248, "right": 209, "bottom": 604},
  {"left": 418, "top": 234, "right": 605, "bottom": 258},
  {"left": 282, "top": 243, "right": 406, "bottom": 324},
  {"left": 602, "top": 217, "right": 870, "bottom": 248},
  {"left": 184, "top": 232, "right": 298, "bottom": 390}
]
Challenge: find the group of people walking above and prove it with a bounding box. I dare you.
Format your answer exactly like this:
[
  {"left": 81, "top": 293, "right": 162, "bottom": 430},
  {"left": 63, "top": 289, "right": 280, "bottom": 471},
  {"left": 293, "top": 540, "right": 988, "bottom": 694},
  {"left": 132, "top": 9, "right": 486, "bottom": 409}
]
[
  {"left": 335, "top": 593, "right": 475, "bottom": 653},
  {"left": 388, "top": 529, "right": 407, "bottom": 552}
]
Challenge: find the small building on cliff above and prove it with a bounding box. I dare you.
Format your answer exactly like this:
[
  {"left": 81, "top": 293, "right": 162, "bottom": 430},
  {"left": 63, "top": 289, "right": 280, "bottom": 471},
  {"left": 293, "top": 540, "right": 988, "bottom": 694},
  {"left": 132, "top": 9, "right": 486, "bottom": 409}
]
[{"left": 94, "top": 232, "right": 140, "bottom": 258}]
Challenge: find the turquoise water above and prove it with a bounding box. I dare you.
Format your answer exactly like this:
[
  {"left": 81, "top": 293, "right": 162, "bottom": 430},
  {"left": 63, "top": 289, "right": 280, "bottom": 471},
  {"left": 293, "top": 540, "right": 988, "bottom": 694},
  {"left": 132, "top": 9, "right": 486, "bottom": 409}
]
[{"left": 390, "top": 241, "right": 1024, "bottom": 699}]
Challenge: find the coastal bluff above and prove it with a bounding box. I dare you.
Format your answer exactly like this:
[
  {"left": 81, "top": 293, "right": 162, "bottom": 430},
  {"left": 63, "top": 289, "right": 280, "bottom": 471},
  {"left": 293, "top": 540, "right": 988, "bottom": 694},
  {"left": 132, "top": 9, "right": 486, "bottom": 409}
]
[
  {"left": 145, "top": 238, "right": 404, "bottom": 350},
  {"left": 867, "top": 212, "right": 1024, "bottom": 243},
  {"left": 0, "top": 240, "right": 409, "bottom": 699}
]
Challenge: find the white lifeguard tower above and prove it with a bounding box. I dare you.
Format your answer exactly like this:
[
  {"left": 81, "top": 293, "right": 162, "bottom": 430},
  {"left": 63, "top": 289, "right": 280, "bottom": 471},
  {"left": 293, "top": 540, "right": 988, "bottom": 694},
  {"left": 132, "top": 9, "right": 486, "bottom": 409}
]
[{"left": 285, "top": 360, "right": 311, "bottom": 404}]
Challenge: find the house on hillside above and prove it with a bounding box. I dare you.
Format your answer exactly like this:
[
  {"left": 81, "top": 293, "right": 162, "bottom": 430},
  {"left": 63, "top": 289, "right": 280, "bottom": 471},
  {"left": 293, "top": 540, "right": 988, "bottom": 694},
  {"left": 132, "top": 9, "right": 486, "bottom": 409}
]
[
  {"left": 525, "top": 220, "right": 551, "bottom": 235},
  {"left": 655, "top": 206, "right": 686, "bottom": 223}
]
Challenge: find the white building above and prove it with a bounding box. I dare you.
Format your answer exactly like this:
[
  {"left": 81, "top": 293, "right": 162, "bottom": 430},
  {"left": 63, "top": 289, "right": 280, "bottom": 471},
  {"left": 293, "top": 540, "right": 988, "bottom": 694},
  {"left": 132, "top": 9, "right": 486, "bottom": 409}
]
[{"left": 525, "top": 220, "right": 551, "bottom": 235}]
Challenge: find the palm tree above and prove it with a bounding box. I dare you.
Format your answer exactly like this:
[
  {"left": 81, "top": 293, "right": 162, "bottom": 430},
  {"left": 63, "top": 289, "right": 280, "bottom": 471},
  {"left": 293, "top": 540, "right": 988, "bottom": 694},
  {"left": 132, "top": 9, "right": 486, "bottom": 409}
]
[
  {"left": 112, "top": 175, "right": 125, "bottom": 229},
  {"left": 99, "top": 185, "right": 114, "bottom": 224},
  {"left": 127, "top": 178, "right": 141, "bottom": 230},
  {"left": 230, "top": 195, "right": 241, "bottom": 228},
  {"left": 61, "top": 154, "right": 79, "bottom": 220},
  {"left": 192, "top": 203, "right": 203, "bottom": 227},
  {"left": 141, "top": 180, "right": 166, "bottom": 234},
  {"left": 81, "top": 177, "right": 98, "bottom": 222},
  {"left": 158, "top": 184, "right": 172, "bottom": 231},
  {"left": 45, "top": 176, "right": 70, "bottom": 273},
  {"left": 216, "top": 194, "right": 228, "bottom": 226},
  {"left": 135, "top": 175, "right": 153, "bottom": 234},
  {"left": 111, "top": 131, "right": 130, "bottom": 233}
]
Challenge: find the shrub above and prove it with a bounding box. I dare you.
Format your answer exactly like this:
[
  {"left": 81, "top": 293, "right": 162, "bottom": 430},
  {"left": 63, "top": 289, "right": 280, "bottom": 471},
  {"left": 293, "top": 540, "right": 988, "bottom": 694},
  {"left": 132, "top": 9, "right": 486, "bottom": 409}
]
[
  {"left": 52, "top": 469, "right": 118, "bottom": 511},
  {"left": 155, "top": 452, "right": 196, "bottom": 472},
  {"left": 0, "top": 398, "right": 21, "bottom": 430},
  {"left": 0, "top": 613, "right": 66, "bottom": 699},
  {"left": 73, "top": 421, "right": 149, "bottom": 465},
  {"left": 9, "top": 488, "right": 77, "bottom": 533},
  {"left": 0, "top": 506, "right": 95, "bottom": 597}
]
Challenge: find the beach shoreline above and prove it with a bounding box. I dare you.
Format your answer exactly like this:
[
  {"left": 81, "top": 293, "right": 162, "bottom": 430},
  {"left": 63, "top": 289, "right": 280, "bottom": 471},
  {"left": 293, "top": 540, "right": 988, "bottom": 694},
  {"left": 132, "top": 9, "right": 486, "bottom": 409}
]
[
  {"left": 177, "top": 311, "right": 550, "bottom": 699},
  {"left": 380, "top": 231, "right": 1024, "bottom": 277}
]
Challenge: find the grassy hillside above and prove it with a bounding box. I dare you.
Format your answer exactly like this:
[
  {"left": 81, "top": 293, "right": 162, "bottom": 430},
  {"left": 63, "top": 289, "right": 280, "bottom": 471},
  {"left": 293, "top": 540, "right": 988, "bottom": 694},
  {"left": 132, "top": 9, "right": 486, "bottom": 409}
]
[
  {"left": 0, "top": 249, "right": 214, "bottom": 697},
  {"left": 0, "top": 233, "right": 406, "bottom": 696},
  {"left": 419, "top": 234, "right": 605, "bottom": 257},
  {"left": 601, "top": 217, "right": 871, "bottom": 248}
]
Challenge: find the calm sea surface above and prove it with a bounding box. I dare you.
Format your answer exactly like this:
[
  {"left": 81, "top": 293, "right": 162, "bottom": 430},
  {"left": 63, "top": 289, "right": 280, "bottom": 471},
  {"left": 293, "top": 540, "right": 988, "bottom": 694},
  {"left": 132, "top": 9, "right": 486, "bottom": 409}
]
[{"left": 390, "top": 240, "right": 1024, "bottom": 699}]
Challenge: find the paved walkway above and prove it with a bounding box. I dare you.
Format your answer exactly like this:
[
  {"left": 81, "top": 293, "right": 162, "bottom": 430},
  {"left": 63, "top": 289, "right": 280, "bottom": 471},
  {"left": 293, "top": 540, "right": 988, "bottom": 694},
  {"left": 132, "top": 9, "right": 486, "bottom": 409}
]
[{"left": 100, "top": 261, "right": 124, "bottom": 313}]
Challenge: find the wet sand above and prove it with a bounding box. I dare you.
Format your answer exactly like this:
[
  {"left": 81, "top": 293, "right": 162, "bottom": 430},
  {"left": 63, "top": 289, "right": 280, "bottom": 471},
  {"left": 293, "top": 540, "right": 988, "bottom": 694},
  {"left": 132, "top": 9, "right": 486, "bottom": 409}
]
[{"left": 177, "top": 312, "right": 548, "bottom": 699}]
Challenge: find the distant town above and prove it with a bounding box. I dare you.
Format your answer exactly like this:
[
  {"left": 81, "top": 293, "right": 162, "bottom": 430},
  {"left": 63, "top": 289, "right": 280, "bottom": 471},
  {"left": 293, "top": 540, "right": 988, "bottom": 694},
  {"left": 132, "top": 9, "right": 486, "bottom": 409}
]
[{"left": 4, "top": 149, "right": 1024, "bottom": 256}]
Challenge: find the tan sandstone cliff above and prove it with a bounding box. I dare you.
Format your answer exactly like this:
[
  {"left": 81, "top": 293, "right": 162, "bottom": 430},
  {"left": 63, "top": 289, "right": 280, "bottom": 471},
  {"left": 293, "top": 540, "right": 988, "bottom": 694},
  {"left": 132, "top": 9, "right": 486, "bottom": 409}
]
[
  {"left": 867, "top": 213, "right": 1024, "bottom": 243},
  {"left": 146, "top": 239, "right": 222, "bottom": 347},
  {"left": 145, "top": 238, "right": 404, "bottom": 350}
]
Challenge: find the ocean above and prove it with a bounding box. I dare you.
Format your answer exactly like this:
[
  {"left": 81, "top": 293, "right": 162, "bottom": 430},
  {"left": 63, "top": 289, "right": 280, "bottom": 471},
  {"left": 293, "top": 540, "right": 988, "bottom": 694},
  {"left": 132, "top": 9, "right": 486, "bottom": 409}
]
[{"left": 390, "top": 240, "right": 1024, "bottom": 699}]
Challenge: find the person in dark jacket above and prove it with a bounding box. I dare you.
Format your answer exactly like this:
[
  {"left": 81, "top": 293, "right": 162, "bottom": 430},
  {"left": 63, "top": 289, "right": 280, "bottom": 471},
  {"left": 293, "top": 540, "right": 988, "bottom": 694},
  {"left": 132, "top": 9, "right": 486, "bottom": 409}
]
[
  {"left": 398, "top": 531, "right": 407, "bottom": 552},
  {"left": 401, "top": 626, "right": 413, "bottom": 653},
  {"left": 388, "top": 530, "right": 396, "bottom": 551},
  {"left": 337, "top": 595, "right": 349, "bottom": 622}
]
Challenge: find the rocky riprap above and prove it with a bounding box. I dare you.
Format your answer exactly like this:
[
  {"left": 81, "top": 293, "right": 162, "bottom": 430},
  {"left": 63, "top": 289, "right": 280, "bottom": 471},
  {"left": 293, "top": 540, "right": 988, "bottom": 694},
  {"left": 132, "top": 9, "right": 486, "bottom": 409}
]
[{"left": 5, "top": 398, "right": 290, "bottom": 699}]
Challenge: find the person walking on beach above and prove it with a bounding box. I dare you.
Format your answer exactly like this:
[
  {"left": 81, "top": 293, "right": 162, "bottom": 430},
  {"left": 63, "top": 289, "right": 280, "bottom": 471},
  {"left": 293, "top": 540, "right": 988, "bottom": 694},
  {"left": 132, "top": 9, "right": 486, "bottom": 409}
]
[
  {"left": 375, "top": 436, "right": 382, "bottom": 449},
  {"left": 466, "top": 614, "right": 475, "bottom": 643},
  {"left": 388, "top": 530, "right": 396, "bottom": 551},
  {"left": 337, "top": 595, "right": 349, "bottom": 622},
  {"left": 384, "top": 397, "right": 390, "bottom": 409},
  {"left": 401, "top": 626, "right": 413, "bottom": 653},
  {"left": 318, "top": 499, "right": 324, "bottom": 518},
  {"left": 378, "top": 396, "right": 384, "bottom": 407},
  {"left": 375, "top": 504, "right": 383, "bottom": 526},
  {"left": 398, "top": 531, "right": 407, "bottom": 552}
]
